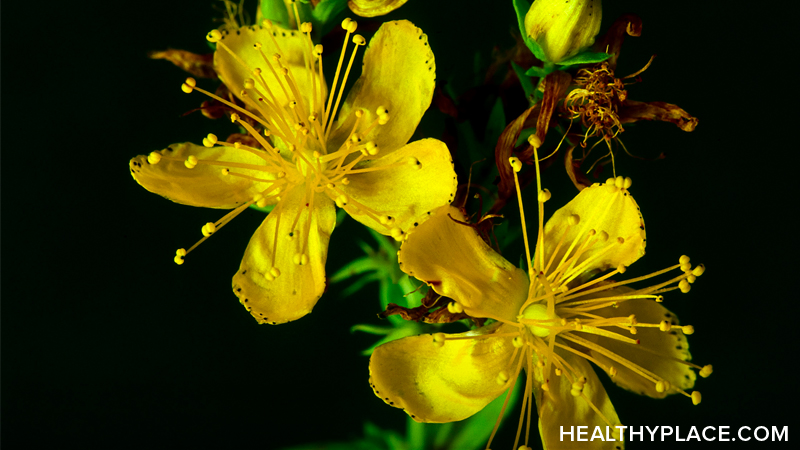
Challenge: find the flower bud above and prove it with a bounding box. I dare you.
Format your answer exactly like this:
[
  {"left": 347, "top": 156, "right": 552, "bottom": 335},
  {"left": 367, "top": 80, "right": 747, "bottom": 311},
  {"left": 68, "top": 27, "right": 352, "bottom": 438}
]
[{"left": 525, "top": 0, "right": 602, "bottom": 64}]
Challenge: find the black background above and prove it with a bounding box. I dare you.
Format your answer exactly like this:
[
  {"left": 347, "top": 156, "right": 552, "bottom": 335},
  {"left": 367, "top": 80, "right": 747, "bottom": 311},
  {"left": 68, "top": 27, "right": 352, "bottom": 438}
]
[{"left": 3, "top": 0, "right": 797, "bottom": 449}]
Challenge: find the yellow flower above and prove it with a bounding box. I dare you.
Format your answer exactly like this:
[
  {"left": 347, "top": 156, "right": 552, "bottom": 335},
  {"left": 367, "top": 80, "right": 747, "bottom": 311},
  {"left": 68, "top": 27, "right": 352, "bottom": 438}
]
[
  {"left": 129, "top": 18, "right": 456, "bottom": 325},
  {"left": 525, "top": 0, "right": 602, "bottom": 63},
  {"left": 369, "top": 157, "right": 710, "bottom": 449}
]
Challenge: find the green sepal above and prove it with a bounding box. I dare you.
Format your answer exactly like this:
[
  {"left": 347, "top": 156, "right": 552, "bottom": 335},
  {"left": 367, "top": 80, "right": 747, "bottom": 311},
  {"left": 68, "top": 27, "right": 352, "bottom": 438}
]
[
  {"left": 513, "top": 0, "right": 550, "bottom": 63},
  {"left": 524, "top": 65, "right": 552, "bottom": 78},
  {"left": 557, "top": 51, "right": 611, "bottom": 68}
]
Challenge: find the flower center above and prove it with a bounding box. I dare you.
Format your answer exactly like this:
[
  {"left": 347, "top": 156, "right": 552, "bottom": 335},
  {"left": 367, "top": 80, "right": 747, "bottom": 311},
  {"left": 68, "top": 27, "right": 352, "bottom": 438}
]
[{"left": 520, "top": 303, "right": 559, "bottom": 338}]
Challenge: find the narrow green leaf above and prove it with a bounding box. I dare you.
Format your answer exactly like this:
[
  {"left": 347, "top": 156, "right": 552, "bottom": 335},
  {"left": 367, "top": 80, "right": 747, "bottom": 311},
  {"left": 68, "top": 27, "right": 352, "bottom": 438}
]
[
  {"left": 260, "top": 0, "right": 291, "bottom": 28},
  {"left": 330, "top": 257, "right": 384, "bottom": 282},
  {"left": 341, "top": 272, "right": 383, "bottom": 297},
  {"left": 557, "top": 51, "right": 611, "bottom": 67},
  {"left": 511, "top": 61, "right": 536, "bottom": 104},
  {"left": 524, "top": 65, "right": 550, "bottom": 78}
]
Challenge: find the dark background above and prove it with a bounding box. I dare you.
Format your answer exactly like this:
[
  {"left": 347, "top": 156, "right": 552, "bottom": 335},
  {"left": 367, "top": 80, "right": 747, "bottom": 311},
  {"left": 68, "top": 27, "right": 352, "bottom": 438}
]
[{"left": 3, "top": 0, "right": 797, "bottom": 449}]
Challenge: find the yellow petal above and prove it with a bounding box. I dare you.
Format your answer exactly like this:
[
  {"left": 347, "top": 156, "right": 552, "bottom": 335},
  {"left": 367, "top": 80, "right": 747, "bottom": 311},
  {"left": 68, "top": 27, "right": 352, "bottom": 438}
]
[
  {"left": 536, "top": 351, "right": 622, "bottom": 450},
  {"left": 398, "top": 206, "right": 529, "bottom": 322},
  {"left": 543, "top": 181, "right": 645, "bottom": 280},
  {"left": 329, "top": 20, "right": 435, "bottom": 155},
  {"left": 129, "top": 142, "right": 272, "bottom": 209},
  {"left": 589, "top": 288, "right": 697, "bottom": 399},
  {"left": 337, "top": 138, "right": 457, "bottom": 236},
  {"left": 369, "top": 323, "right": 516, "bottom": 422},
  {"left": 232, "top": 185, "right": 336, "bottom": 324},
  {"left": 348, "top": 0, "right": 409, "bottom": 17},
  {"left": 214, "top": 25, "right": 322, "bottom": 113}
]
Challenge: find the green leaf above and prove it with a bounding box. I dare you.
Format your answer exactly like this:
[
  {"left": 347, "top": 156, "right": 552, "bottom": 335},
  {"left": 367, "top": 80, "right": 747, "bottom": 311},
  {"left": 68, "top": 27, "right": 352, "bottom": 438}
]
[
  {"left": 248, "top": 203, "right": 275, "bottom": 214},
  {"left": 512, "top": 0, "right": 549, "bottom": 63},
  {"left": 312, "top": 0, "right": 349, "bottom": 35},
  {"left": 524, "top": 65, "right": 550, "bottom": 78},
  {"left": 341, "top": 272, "right": 384, "bottom": 297},
  {"left": 260, "top": 0, "right": 291, "bottom": 28},
  {"left": 511, "top": 61, "right": 537, "bottom": 105},
  {"left": 557, "top": 51, "right": 611, "bottom": 67}
]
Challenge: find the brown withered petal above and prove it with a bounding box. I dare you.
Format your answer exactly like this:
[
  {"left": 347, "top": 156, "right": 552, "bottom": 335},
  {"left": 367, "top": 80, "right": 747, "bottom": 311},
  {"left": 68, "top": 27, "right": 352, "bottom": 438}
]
[
  {"left": 592, "top": 14, "right": 643, "bottom": 70},
  {"left": 348, "top": 0, "right": 409, "bottom": 17},
  {"left": 147, "top": 49, "right": 218, "bottom": 80},
  {"left": 492, "top": 104, "right": 538, "bottom": 214},
  {"left": 620, "top": 100, "right": 699, "bottom": 132},
  {"left": 564, "top": 144, "right": 591, "bottom": 191}
]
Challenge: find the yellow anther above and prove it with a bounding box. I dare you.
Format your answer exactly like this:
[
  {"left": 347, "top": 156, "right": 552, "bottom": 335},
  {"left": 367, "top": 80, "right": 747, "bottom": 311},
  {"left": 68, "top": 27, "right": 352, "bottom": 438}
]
[
  {"left": 527, "top": 133, "right": 542, "bottom": 148},
  {"left": 185, "top": 155, "right": 198, "bottom": 169},
  {"left": 231, "top": 113, "right": 240, "bottom": 122},
  {"left": 378, "top": 113, "right": 390, "bottom": 125},
  {"left": 608, "top": 366, "right": 618, "bottom": 377},
  {"left": 289, "top": 100, "right": 297, "bottom": 109},
  {"left": 262, "top": 19, "right": 273, "bottom": 29},
  {"left": 313, "top": 44, "right": 323, "bottom": 56},
  {"left": 346, "top": 21, "right": 358, "bottom": 33},
  {"left": 570, "top": 384, "right": 584, "bottom": 396},
  {"left": 234, "top": 142, "right": 242, "bottom": 149},
  {"left": 350, "top": 133, "right": 361, "bottom": 143},
  {"left": 597, "top": 230, "right": 609, "bottom": 242},
  {"left": 568, "top": 214, "right": 580, "bottom": 226},
  {"left": 292, "top": 253, "right": 309, "bottom": 265},
  {"left": 376, "top": 106, "right": 389, "bottom": 116},
  {"left": 341, "top": 18, "right": 352, "bottom": 29},
  {"left": 605, "top": 178, "right": 616, "bottom": 186},
  {"left": 407, "top": 157, "right": 421, "bottom": 167},
  {"left": 382, "top": 216, "right": 395, "bottom": 227},
  {"left": 509, "top": 157, "right": 523, "bottom": 172},
  {"left": 278, "top": 171, "right": 286, "bottom": 178},
  {"left": 655, "top": 380, "right": 670, "bottom": 393},
  {"left": 365, "top": 141, "right": 378, "bottom": 155},
  {"left": 629, "top": 326, "right": 638, "bottom": 335},
  {"left": 628, "top": 314, "right": 637, "bottom": 326},
  {"left": 300, "top": 22, "right": 312, "bottom": 33},
  {"left": 335, "top": 195, "right": 348, "bottom": 208},
  {"left": 147, "top": 152, "right": 162, "bottom": 165},
  {"left": 239, "top": 89, "right": 248, "bottom": 98},
  {"left": 659, "top": 320, "right": 672, "bottom": 332},
  {"left": 540, "top": 382, "right": 550, "bottom": 392},
  {"left": 390, "top": 227, "right": 404, "bottom": 241},
  {"left": 687, "top": 274, "right": 697, "bottom": 284},
  {"left": 265, "top": 272, "right": 275, "bottom": 282},
  {"left": 679, "top": 279, "right": 691, "bottom": 293},
  {"left": 679, "top": 255, "right": 691, "bottom": 264},
  {"left": 682, "top": 325, "right": 695, "bottom": 335},
  {"left": 554, "top": 368, "right": 563, "bottom": 376},
  {"left": 681, "top": 263, "right": 692, "bottom": 272},
  {"left": 447, "top": 301, "right": 464, "bottom": 314},
  {"left": 341, "top": 177, "right": 350, "bottom": 185},
  {"left": 202, "top": 133, "right": 218, "bottom": 148},
  {"left": 496, "top": 370, "right": 510, "bottom": 385},
  {"left": 273, "top": 53, "right": 282, "bottom": 61},
  {"left": 518, "top": 446, "right": 533, "bottom": 450},
  {"left": 617, "top": 264, "right": 627, "bottom": 274},
  {"left": 352, "top": 34, "right": 366, "bottom": 46},
  {"left": 253, "top": 68, "right": 262, "bottom": 76},
  {"left": 269, "top": 267, "right": 281, "bottom": 278},
  {"left": 692, "top": 264, "right": 706, "bottom": 276},
  {"left": 655, "top": 295, "right": 664, "bottom": 303},
  {"left": 587, "top": 229, "right": 597, "bottom": 237},
  {"left": 253, "top": 43, "right": 262, "bottom": 50},
  {"left": 244, "top": 79, "right": 255, "bottom": 89},
  {"left": 537, "top": 188, "right": 552, "bottom": 203},
  {"left": 617, "top": 236, "right": 625, "bottom": 244},
  {"left": 699, "top": 365, "right": 713, "bottom": 378},
  {"left": 256, "top": 197, "right": 268, "bottom": 208},
  {"left": 288, "top": 144, "right": 296, "bottom": 152},
  {"left": 512, "top": 336, "right": 524, "bottom": 348},
  {"left": 433, "top": 332, "right": 446, "bottom": 347},
  {"left": 623, "top": 177, "right": 633, "bottom": 189},
  {"left": 614, "top": 176, "right": 625, "bottom": 188},
  {"left": 691, "top": 391, "right": 702, "bottom": 405},
  {"left": 206, "top": 30, "right": 222, "bottom": 42},
  {"left": 201, "top": 222, "right": 217, "bottom": 237},
  {"left": 174, "top": 248, "right": 187, "bottom": 265},
  {"left": 181, "top": 77, "right": 196, "bottom": 93},
  {"left": 312, "top": 151, "right": 321, "bottom": 159}
]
